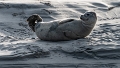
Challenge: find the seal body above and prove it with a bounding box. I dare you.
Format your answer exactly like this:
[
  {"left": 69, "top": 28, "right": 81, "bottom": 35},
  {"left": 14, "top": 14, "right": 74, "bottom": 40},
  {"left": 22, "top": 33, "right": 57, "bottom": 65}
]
[
  {"left": 27, "top": 12, "right": 97, "bottom": 41},
  {"left": 34, "top": 20, "right": 71, "bottom": 41}
]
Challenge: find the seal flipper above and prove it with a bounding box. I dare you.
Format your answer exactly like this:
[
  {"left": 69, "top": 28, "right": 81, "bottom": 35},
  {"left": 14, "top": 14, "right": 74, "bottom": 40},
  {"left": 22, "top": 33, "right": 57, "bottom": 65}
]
[
  {"left": 49, "top": 19, "right": 74, "bottom": 32},
  {"left": 63, "top": 31, "right": 81, "bottom": 39},
  {"left": 28, "top": 21, "right": 36, "bottom": 32},
  {"left": 63, "top": 31, "right": 76, "bottom": 39},
  {"left": 59, "top": 19, "right": 74, "bottom": 24}
]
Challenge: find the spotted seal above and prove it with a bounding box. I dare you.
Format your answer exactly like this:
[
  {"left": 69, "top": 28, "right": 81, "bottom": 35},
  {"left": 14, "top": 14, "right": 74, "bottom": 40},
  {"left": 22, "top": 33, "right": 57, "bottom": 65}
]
[{"left": 27, "top": 12, "right": 97, "bottom": 41}]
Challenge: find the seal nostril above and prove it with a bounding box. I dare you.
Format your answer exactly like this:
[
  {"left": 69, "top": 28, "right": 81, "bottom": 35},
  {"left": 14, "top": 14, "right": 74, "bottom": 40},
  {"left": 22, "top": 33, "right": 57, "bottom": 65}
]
[
  {"left": 80, "top": 17, "right": 82, "bottom": 20},
  {"left": 80, "top": 15, "right": 83, "bottom": 20}
]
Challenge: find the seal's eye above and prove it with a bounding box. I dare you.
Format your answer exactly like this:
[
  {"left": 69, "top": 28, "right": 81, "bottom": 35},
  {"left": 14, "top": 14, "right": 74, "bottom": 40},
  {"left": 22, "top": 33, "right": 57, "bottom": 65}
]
[
  {"left": 85, "top": 13, "right": 90, "bottom": 17},
  {"left": 86, "top": 13, "right": 90, "bottom": 16}
]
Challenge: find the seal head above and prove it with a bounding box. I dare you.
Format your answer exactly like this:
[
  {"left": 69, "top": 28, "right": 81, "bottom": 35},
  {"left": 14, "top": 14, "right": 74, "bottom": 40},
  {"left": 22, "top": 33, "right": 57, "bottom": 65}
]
[{"left": 80, "top": 12, "right": 97, "bottom": 26}]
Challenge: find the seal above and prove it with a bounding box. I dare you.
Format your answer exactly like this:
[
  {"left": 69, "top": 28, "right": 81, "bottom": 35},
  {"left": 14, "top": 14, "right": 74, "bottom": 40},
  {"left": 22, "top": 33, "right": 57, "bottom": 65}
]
[{"left": 27, "top": 12, "right": 97, "bottom": 41}]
